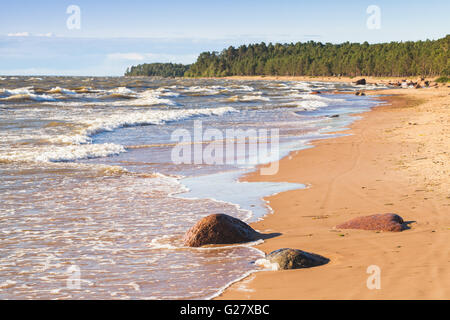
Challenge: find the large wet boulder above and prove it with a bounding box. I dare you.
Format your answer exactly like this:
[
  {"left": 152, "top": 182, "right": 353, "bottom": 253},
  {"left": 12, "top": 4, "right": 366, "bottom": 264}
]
[
  {"left": 264, "top": 248, "right": 329, "bottom": 270},
  {"left": 355, "top": 78, "right": 366, "bottom": 85},
  {"left": 183, "top": 214, "right": 262, "bottom": 247},
  {"left": 336, "top": 213, "right": 406, "bottom": 232}
]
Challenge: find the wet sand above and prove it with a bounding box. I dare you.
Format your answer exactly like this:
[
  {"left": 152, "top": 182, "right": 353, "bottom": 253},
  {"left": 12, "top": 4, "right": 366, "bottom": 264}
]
[{"left": 217, "top": 85, "right": 450, "bottom": 299}]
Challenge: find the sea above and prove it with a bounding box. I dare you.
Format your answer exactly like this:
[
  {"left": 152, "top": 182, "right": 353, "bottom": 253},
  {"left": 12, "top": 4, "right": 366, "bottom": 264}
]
[{"left": 0, "top": 76, "right": 384, "bottom": 299}]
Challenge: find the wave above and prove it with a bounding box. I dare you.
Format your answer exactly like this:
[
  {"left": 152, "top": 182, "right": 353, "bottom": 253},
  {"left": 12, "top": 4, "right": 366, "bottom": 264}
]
[
  {"left": 0, "top": 86, "right": 34, "bottom": 96},
  {"left": 42, "top": 106, "right": 238, "bottom": 145},
  {"left": 240, "top": 94, "right": 270, "bottom": 102},
  {"left": 288, "top": 93, "right": 346, "bottom": 110},
  {"left": 1, "top": 85, "right": 183, "bottom": 106},
  {"left": 0, "top": 143, "right": 126, "bottom": 163},
  {"left": 0, "top": 93, "right": 56, "bottom": 102},
  {"left": 227, "top": 94, "right": 270, "bottom": 102},
  {"left": 43, "top": 88, "right": 177, "bottom": 107},
  {"left": 80, "top": 106, "right": 238, "bottom": 139},
  {"left": 108, "top": 86, "right": 136, "bottom": 95},
  {"left": 47, "top": 87, "right": 77, "bottom": 95},
  {"left": 182, "top": 86, "right": 223, "bottom": 96},
  {"left": 0, "top": 106, "right": 238, "bottom": 163},
  {"left": 235, "top": 85, "right": 255, "bottom": 92},
  {"left": 0, "top": 87, "right": 56, "bottom": 102}
]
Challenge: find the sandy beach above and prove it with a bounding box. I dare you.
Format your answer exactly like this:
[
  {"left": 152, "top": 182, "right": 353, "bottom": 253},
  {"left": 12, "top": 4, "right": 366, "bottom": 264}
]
[
  {"left": 221, "top": 75, "right": 445, "bottom": 86},
  {"left": 217, "top": 80, "right": 450, "bottom": 299}
]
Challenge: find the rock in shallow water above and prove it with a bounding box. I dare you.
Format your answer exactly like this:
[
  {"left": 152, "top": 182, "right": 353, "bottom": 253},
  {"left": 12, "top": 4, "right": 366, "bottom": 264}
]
[
  {"left": 183, "top": 214, "right": 262, "bottom": 247},
  {"left": 264, "top": 248, "right": 329, "bottom": 270},
  {"left": 336, "top": 213, "right": 406, "bottom": 232}
]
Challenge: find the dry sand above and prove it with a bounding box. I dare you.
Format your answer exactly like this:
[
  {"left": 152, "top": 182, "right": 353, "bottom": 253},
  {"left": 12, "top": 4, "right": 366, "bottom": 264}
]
[
  {"left": 221, "top": 75, "right": 444, "bottom": 86},
  {"left": 216, "top": 82, "right": 450, "bottom": 300}
]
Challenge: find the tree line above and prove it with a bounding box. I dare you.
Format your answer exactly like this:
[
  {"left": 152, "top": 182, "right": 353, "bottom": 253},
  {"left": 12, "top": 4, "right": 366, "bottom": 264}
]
[
  {"left": 125, "top": 63, "right": 190, "bottom": 77},
  {"left": 126, "top": 36, "right": 449, "bottom": 77}
]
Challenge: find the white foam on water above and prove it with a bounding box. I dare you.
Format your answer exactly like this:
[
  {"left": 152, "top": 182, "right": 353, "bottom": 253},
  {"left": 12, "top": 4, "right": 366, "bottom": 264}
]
[
  {"left": 182, "top": 86, "right": 223, "bottom": 95},
  {"left": 0, "top": 87, "right": 57, "bottom": 102},
  {"left": 287, "top": 93, "right": 346, "bottom": 110},
  {"left": 191, "top": 239, "right": 265, "bottom": 251},
  {"left": 0, "top": 106, "right": 238, "bottom": 163},
  {"left": 239, "top": 94, "right": 271, "bottom": 102},
  {"left": 80, "top": 106, "right": 238, "bottom": 140},
  {"left": 293, "top": 100, "right": 329, "bottom": 110},
  {"left": 107, "top": 86, "right": 136, "bottom": 95},
  {"left": 0, "top": 87, "right": 35, "bottom": 95},
  {"left": 178, "top": 169, "right": 305, "bottom": 222},
  {"left": 47, "top": 87, "right": 77, "bottom": 95},
  {"left": 255, "top": 258, "right": 279, "bottom": 270},
  {"left": 155, "top": 87, "right": 180, "bottom": 97},
  {"left": 0, "top": 280, "right": 17, "bottom": 289},
  {"left": 43, "top": 88, "right": 176, "bottom": 106},
  {"left": 0, "top": 143, "right": 126, "bottom": 163},
  {"left": 2, "top": 93, "right": 56, "bottom": 102}
]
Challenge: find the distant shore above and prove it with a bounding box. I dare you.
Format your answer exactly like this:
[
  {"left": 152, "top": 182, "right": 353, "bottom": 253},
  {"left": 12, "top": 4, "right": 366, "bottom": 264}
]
[
  {"left": 219, "top": 75, "right": 445, "bottom": 86},
  {"left": 216, "top": 84, "right": 450, "bottom": 299}
]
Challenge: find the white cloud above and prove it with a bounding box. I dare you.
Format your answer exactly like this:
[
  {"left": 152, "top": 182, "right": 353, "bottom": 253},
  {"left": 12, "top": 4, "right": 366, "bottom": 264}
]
[
  {"left": 36, "top": 33, "right": 54, "bottom": 37},
  {"left": 106, "top": 52, "right": 197, "bottom": 64},
  {"left": 7, "top": 32, "right": 30, "bottom": 37},
  {"left": 6, "top": 32, "right": 54, "bottom": 37}
]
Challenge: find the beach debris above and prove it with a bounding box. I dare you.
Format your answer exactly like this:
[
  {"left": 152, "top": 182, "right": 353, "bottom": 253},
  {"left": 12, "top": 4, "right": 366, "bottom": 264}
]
[
  {"left": 355, "top": 91, "right": 366, "bottom": 96},
  {"left": 183, "top": 214, "right": 262, "bottom": 247},
  {"left": 258, "top": 248, "right": 329, "bottom": 270},
  {"left": 310, "top": 91, "right": 321, "bottom": 94},
  {"left": 336, "top": 213, "right": 407, "bottom": 232},
  {"left": 355, "top": 78, "right": 366, "bottom": 85}
]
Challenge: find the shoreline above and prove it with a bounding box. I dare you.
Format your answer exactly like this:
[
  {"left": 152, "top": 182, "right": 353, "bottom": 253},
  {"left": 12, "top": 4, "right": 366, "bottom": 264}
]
[
  {"left": 210, "top": 75, "right": 445, "bottom": 87},
  {"left": 215, "top": 85, "right": 449, "bottom": 299}
]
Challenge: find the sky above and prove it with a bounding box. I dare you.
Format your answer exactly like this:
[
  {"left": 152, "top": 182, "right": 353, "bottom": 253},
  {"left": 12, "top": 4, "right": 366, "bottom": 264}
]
[{"left": 0, "top": 0, "right": 449, "bottom": 76}]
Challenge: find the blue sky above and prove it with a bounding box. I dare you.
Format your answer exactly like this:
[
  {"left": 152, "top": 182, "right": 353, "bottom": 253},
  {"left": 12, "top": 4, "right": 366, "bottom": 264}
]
[{"left": 1, "top": 0, "right": 449, "bottom": 76}]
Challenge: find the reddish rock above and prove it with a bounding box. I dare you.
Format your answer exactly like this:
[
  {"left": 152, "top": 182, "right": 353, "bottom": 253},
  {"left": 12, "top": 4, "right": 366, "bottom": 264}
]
[
  {"left": 183, "top": 214, "right": 262, "bottom": 247},
  {"left": 336, "top": 213, "right": 406, "bottom": 232},
  {"left": 310, "top": 91, "right": 321, "bottom": 94}
]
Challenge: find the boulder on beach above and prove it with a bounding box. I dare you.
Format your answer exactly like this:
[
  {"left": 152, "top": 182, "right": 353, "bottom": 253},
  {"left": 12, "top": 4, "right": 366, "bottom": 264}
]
[
  {"left": 183, "top": 214, "right": 262, "bottom": 247},
  {"left": 336, "top": 213, "right": 406, "bottom": 232},
  {"left": 355, "top": 78, "right": 366, "bottom": 85},
  {"left": 264, "top": 248, "right": 329, "bottom": 270}
]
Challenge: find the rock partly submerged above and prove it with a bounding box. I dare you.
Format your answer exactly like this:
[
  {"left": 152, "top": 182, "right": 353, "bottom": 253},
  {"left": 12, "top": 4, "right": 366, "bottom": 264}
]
[
  {"left": 336, "top": 213, "right": 407, "bottom": 232},
  {"left": 183, "top": 214, "right": 262, "bottom": 247},
  {"left": 258, "top": 248, "right": 329, "bottom": 270}
]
